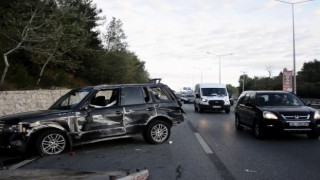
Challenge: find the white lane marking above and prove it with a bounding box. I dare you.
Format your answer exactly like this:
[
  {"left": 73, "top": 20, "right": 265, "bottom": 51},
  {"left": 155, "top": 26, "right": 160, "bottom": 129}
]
[
  {"left": 9, "top": 158, "right": 37, "bottom": 170},
  {"left": 194, "top": 132, "right": 213, "bottom": 154}
]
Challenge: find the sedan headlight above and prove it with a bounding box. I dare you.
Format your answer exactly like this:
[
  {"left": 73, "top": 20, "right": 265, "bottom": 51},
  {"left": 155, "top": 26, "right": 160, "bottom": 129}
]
[
  {"left": 263, "top": 111, "right": 278, "bottom": 120},
  {"left": 314, "top": 111, "right": 320, "bottom": 120}
]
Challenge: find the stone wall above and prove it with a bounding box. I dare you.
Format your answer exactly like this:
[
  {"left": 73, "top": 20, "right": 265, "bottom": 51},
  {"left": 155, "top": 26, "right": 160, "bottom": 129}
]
[{"left": 0, "top": 90, "right": 70, "bottom": 116}]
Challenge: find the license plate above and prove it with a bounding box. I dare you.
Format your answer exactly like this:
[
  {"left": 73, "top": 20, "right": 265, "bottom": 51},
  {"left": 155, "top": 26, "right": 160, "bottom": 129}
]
[
  {"left": 289, "top": 122, "right": 309, "bottom": 127},
  {"left": 212, "top": 106, "right": 221, "bottom": 108}
]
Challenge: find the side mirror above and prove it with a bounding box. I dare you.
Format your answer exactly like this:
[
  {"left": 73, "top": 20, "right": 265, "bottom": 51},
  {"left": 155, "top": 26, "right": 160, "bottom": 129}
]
[
  {"left": 245, "top": 102, "right": 253, "bottom": 107},
  {"left": 195, "top": 94, "right": 200, "bottom": 98}
]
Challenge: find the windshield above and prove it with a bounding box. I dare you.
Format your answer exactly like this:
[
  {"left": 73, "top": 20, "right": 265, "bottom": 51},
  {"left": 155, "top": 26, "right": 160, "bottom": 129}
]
[
  {"left": 256, "top": 93, "right": 305, "bottom": 106},
  {"left": 49, "top": 89, "right": 91, "bottom": 110},
  {"left": 201, "top": 88, "right": 227, "bottom": 96}
]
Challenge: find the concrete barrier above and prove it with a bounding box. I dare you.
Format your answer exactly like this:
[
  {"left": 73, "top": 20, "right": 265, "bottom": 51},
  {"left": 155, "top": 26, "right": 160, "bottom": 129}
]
[{"left": 0, "top": 90, "right": 69, "bottom": 116}]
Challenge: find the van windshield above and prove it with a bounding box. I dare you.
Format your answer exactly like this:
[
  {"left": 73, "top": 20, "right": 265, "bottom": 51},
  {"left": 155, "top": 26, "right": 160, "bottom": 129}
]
[{"left": 201, "top": 88, "right": 227, "bottom": 96}]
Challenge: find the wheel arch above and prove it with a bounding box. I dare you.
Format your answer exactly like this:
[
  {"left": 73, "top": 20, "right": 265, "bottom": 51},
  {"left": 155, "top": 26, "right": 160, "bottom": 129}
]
[
  {"left": 27, "top": 125, "right": 72, "bottom": 153},
  {"left": 147, "top": 116, "right": 173, "bottom": 128}
]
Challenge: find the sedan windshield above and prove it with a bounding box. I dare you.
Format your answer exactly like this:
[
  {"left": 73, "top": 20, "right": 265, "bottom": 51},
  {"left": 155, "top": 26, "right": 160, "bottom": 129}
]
[
  {"left": 256, "top": 93, "right": 305, "bottom": 106},
  {"left": 49, "top": 89, "right": 91, "bottom": 110}
]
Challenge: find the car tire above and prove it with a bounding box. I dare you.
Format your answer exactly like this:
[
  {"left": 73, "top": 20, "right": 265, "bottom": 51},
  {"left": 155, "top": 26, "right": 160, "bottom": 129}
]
[
  {"left": 225, "top": 108, "right": 230, "bottom": 113},
  {"left": 36, "top": 129, "right": 67, "bottom": 156},
  {"left": 194, "top": 103, "right": 198, "bottom": 112},
  {"left": 307, "top": 131, "right": 320, "bottom": 139},
  {"left": 235, "top": 116, "right": 243, "bottom": 131},
  {"left": 144, "top": 120, "right": 171, "bottom": 144},
  {"left": 253, "top": 121, "right": 265, "bottom": 139},
  {"left": 198, "top": 105, "right": 203, "bottom": 113}
]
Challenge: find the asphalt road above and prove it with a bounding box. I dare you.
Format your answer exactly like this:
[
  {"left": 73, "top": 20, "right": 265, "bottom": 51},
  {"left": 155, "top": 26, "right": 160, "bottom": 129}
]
[{"left": 1, "top": 104, "right": 320, "bottom": 179}]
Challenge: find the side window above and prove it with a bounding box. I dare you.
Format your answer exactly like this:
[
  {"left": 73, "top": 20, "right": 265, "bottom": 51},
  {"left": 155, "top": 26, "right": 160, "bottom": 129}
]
[
  {"left": 121, "top": 87, "right": 146, "bottom": 106},
  {"left": 242, "top": 94, "right": 251, "bottom": 104},
  {"left": 150, "top": 87, "right": 172, "bottom": 102},
  {"left": 237, "top": 93, "right": 247, "bottom": 105},
  {"left": 61, "top": 91, "right": 88, "bottom": 107},
  {"left": 91, "top": 89, "right": 119, "bottom": 107},
  {"left": 249, "top": 94, "right": 255, "bottom": 104}
]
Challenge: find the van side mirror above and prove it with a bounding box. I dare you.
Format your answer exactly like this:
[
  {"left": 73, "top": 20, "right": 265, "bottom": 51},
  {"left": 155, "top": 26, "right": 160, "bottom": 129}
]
[{"left": 195, "top": 94, "right": 200, "bottom": 98}]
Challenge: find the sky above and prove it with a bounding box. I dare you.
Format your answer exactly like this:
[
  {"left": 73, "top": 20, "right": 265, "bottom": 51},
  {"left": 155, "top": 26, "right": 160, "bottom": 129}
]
[{"left": 93, "top": 0, "right": 320, "bottom": 91}]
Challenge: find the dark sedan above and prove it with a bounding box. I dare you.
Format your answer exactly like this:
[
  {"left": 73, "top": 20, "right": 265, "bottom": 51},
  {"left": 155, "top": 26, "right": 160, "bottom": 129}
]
[{"left": 234, "top": 90, "right": 320, "bottom": 139}]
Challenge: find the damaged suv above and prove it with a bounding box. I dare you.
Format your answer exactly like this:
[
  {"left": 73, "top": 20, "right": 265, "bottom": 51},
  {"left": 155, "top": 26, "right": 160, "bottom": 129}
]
[{"left": 0, "top": 83, "right": 185, "bottom": 155}]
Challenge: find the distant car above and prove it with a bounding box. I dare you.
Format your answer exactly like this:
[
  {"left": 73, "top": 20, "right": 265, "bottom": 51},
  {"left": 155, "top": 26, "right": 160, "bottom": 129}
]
[
  {"left": 235, "top": 90, "right": 320, "bottom": 139},
  {"left": 0, "top": 83, "right": 185, "bottom": 155},
  {"left": 180, "top": 93, "right": 194, "bottom": 104}
]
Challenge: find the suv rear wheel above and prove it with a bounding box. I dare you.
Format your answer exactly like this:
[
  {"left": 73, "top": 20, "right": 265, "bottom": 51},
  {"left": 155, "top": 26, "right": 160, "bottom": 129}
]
[{"left": 144, "top": 120, "right": 171, "bottom": 144}]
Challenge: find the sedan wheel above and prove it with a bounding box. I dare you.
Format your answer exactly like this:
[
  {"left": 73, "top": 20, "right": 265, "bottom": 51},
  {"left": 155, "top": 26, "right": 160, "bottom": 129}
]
[
  {"left": 253, "top": 121, "right": 265, "bottom": 139},
  {"left": 307, "top": 131, "right": 320, "bottom": 139},
  {"left": 144, "top": 120, "right": 170, "bottom": 144},
  {"left": 36, "top": 130, "right": 67, "bottom": 156},
  {"left": 235, "top": 116, "right": 243, "bottom": 130}
]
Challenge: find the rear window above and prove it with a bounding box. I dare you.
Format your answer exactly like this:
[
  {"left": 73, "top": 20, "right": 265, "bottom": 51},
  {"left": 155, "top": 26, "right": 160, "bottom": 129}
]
[
  {"left": 121, "top": 87, "right": 146, "bottom": 105},
  {"left": 150, "top": 87, "right": 172, "bottom": 102}
]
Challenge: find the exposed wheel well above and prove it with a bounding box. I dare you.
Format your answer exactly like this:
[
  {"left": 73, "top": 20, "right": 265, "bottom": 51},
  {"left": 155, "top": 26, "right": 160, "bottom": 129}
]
[{"left": 147, "top": 117, "right": 173, "bottom": 128}]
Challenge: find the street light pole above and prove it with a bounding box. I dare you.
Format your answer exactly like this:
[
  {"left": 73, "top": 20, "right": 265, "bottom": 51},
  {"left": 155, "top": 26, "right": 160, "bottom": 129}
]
[
  {"left": 206, "top": 52, "right": 233, "bottom": 84},
  {"left": 275, "top": 0, "right": 313, "bottom": 94},
  {"left": 194, "top": 67, "right": 211, "bottom": 83},
  {"left": 241, "top": 71, "right": 247, "bottom": 92}
]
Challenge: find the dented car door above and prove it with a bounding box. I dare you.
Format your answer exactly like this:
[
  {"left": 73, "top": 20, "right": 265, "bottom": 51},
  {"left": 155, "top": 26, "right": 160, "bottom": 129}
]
[
  {"left": 120, "top": 87, "right": 155, "bottom": 132},
  {"left": 79, "top": 88, "right": 126, "bottom": 141}
]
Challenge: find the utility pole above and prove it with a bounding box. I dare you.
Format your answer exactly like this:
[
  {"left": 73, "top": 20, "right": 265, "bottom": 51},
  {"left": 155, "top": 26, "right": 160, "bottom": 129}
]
[
  {"left": 275, "top": 0, "right": 313, "bottom": 94},
  {"left": 241, "top": 71, "right": 247, "bottom": 92}
]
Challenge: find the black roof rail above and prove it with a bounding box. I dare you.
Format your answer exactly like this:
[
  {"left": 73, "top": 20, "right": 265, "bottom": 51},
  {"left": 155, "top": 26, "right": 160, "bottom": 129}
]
[{"left": 148, "top": 78, "right": 162, "bottom": 84}]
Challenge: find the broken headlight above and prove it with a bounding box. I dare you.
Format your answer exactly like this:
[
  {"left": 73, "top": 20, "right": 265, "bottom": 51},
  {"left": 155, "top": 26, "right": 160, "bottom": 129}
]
[{"left": 3, "top": 124, "right": 20, "bottom": 133}]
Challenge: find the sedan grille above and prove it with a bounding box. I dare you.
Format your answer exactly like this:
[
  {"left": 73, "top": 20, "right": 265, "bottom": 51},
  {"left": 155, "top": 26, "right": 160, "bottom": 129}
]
[
  {"left": 208, "top": 100, "right": 224, "bottom": 106},
  {"left": 281, "top": 114, "right": 310, "bottom": 120}
]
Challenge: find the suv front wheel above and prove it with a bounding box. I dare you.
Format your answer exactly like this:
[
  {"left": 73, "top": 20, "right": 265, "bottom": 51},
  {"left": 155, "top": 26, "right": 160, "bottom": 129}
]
[
  {"left": 144, "top": 120, "right": 171, "bottom": 144},
  {"left": 36, "top": 129, "right": 67, "bottom": 156}
]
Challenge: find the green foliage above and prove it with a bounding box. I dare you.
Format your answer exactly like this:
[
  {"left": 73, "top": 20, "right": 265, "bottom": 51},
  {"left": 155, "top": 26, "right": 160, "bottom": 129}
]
[
  {"left": 297, "top": 59, "right": 320, "bottom": 98},
  {"left": 237, "top": 60, "right": 319, "bottom": 98},
  {"left": 6, "top": 64, "right": 35, "bottom": 89},
  {"left": 226, "top": 84, "right": 238, "bottom": 94},
  {"left": 0, "top": 0, "right": 149, "bottom": 90}
]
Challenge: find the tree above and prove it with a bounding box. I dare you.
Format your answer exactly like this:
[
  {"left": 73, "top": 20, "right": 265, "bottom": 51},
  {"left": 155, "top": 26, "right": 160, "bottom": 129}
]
[
  {"left": 102, "top": 17, "right": 128, "bottom": 52},
  {"left": 0, "top": 0, "right": 51, "bottom": 85},
  {"left": 33, "top": 0, "right": 93, "bottom": 85},
  {"left": 296, "top": 59, "right": 320, "bottom": 98},
  {"left": 265, "top": 65, "right": 273, "bottom": 78}
]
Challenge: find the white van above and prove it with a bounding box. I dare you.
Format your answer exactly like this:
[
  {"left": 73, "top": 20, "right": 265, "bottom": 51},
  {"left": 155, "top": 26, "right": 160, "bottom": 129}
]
[{"left": 194, "top": 83, "right": 231, "bottom": 113}]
